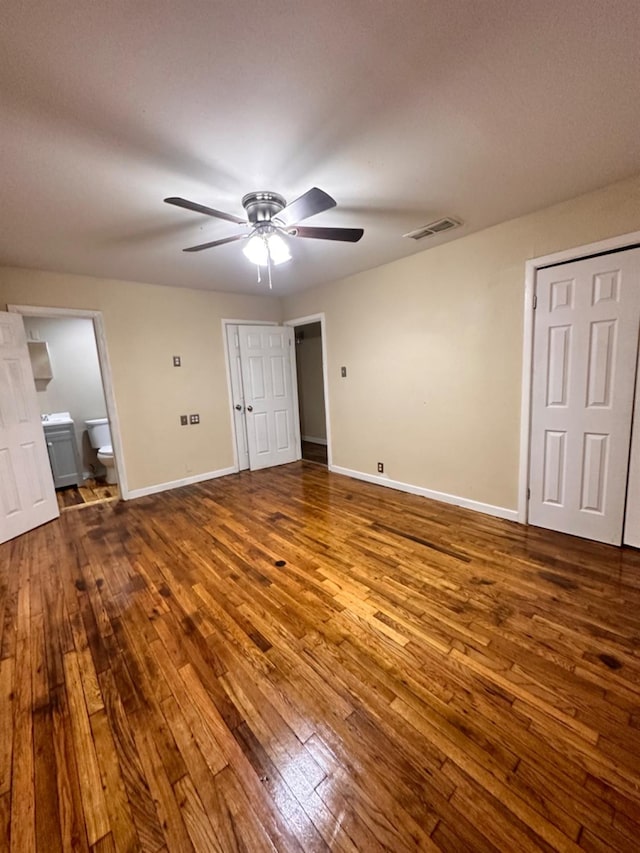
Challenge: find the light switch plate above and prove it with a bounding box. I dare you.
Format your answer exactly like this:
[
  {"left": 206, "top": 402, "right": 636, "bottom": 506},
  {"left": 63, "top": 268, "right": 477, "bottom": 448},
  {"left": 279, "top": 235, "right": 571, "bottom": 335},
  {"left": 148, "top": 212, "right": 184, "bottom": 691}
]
[
  {"left": 173, "top": 355, "right": 181, "bottom": 367},
  {"left": 180, "top": 415, "right": 188, "bottom": 425},
  {"left": 341, "top": 366, "right": 347, "bottom": 378},
  {"left": 189, "top": 413, "right": 200, "bottom": 424}
]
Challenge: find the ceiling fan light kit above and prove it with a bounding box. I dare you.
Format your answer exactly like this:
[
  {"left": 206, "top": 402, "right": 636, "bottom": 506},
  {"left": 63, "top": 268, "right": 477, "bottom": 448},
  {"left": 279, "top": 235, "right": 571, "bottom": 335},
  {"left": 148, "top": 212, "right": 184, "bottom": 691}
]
[
  {"left": 242, "top": 231, "right": 291, "bottom": 267},
  {"left": 164, "top": 187, "right": 364, "bottom": 288}
]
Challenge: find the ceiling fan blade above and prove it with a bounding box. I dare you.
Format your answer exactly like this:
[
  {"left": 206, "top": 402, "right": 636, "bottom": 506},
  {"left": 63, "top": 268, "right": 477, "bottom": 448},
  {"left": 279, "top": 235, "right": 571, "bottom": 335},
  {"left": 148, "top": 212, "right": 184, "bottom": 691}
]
[
  {"left": 183, "top": 233, "right": 249, "bottom": 252},
  {"left": 165, "top": 197, "right": 246, "bottom": 225},
  {"left": 276, "top": 187, "right": 336, "bottom": 226},
  {"left": 291, "top": 225, "right": 364, "bottom": 243}
]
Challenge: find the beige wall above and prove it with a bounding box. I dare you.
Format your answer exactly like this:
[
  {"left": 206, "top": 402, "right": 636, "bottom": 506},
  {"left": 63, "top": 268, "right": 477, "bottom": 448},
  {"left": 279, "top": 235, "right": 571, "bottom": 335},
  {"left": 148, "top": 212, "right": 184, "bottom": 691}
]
[
  {"left": 0, "top": 268, "right": 281, "bottom": 493},
  {"left": 295, "top": 322, "right": 327, "bottom": 442},
  {"left": 3, "top": 173, "right": 639, "bottom": 508},
  {"left": 283, "top": 173, "right": 640, "bottom": 511}
]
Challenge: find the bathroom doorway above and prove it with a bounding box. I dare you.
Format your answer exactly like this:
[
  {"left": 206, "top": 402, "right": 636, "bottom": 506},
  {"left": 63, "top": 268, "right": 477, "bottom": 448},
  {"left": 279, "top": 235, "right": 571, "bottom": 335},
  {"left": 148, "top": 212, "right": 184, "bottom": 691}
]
[
  {"left": 288, "top": 314, "right": 330, "bottom": 467},
  {"left": 8, "top": 305, "right": 126, "bottom": 509}
]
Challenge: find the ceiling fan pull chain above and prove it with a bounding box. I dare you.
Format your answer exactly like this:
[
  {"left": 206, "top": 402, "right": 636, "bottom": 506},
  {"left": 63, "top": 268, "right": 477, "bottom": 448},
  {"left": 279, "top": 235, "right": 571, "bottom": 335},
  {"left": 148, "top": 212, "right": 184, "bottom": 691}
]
[{"left": 266, "top": 235, "right": 273, "bottom": 290}]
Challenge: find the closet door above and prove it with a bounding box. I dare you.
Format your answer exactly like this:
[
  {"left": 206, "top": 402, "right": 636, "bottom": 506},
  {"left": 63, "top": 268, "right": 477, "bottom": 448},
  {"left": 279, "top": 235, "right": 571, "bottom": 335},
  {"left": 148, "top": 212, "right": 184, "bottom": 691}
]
[
  {"left": 529, "top": 249, "right": 640, "bottom": 545},
  {"left": 238, "top": 325, "right": 301, "bottom": 471},
  {"left": 225, "top": 324, "right": 250, "bottom": 471}
]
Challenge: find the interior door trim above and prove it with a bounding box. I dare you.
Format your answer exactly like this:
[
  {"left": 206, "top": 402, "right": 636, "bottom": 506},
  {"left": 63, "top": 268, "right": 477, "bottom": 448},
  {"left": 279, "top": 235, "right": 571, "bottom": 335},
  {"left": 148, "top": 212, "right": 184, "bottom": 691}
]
[{"left": 518, "top": 229, "right": 640, "bottom": 524}]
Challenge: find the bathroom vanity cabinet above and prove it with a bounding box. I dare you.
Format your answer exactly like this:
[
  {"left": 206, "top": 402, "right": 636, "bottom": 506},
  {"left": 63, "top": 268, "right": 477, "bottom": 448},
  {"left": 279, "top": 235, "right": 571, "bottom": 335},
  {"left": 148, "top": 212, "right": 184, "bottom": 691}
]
[{"left": 43, "top": 422, "right": 82, "bottom": 488}]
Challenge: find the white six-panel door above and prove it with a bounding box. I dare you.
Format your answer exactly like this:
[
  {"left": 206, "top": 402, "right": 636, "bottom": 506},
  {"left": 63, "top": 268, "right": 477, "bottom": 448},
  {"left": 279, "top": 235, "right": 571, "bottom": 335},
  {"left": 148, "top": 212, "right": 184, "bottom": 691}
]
[
  {"left": 238, "top": 325, "right": 300, "bottom": 471},
  {"left": 0, "top": 312, "right": 59, "bottom": 544},
  {"left": 529, "top": 249, "right": 640, "bottom": 545}
]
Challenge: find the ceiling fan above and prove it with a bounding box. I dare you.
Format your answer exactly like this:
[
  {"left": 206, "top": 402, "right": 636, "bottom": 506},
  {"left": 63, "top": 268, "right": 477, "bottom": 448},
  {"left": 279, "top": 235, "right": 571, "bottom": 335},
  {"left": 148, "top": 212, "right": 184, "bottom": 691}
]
[{"left": 164, "top": 187, "right": 364, "bottom": 277}]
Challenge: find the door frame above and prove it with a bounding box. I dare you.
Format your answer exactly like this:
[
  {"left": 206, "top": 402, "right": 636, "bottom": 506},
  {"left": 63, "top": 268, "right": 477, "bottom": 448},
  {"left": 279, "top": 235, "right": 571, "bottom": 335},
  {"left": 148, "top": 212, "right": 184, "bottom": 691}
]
[
  {"left": 221, "top": 318, "right": 278, "bottom": 472},
  {"left": 7, "top": 304, "right": 130, "bottom": 499},
  {"left": 518, "top": 229, "right": 640, "bottom": 523},
  {"left": 284, "top": 312, "right": 332, "bottom": 469}
]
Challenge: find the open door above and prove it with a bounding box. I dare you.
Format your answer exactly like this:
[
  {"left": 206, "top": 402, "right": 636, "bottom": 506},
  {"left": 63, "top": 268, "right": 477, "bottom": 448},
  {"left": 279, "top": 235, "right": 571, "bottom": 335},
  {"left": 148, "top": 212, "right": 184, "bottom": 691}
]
[
  {"left": 238, "top": 325, "right": 301, "bottom": 471},
  {"left": 0, "top": 312, "right": 59, "bottom": 544}
]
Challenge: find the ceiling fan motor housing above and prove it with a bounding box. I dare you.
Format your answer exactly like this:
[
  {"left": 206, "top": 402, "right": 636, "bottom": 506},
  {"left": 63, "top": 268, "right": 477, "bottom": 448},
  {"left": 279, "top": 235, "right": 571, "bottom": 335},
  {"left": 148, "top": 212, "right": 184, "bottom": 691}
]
[{"left": 242, "top": 191, "right": 286, "bottom": 224}]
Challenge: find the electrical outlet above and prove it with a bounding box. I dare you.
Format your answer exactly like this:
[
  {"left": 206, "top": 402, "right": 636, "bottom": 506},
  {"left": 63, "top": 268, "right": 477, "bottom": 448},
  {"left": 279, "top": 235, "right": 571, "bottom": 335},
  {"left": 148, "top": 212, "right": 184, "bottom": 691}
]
[
  {"left": 189, "top": 413, "right": 200, "bottom": 425},
  {"left": 341, "top": 366, "right": 347, "bottom": 378},
  {"left": 173, "top": 355, "right": 181, "bottom": 367},
  {"left": 180, "top": 415, "right": 188, "bottom": 426},
  {"left": 377, "top": 462, "right": 384, "bottom": 473}
]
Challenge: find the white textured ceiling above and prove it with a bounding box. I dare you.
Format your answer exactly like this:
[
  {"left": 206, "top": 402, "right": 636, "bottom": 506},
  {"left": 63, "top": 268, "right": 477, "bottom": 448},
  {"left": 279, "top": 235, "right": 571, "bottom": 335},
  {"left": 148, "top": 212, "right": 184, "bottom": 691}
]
[{"left": 1, "top": 1, "right": 639, "bottom": 295}]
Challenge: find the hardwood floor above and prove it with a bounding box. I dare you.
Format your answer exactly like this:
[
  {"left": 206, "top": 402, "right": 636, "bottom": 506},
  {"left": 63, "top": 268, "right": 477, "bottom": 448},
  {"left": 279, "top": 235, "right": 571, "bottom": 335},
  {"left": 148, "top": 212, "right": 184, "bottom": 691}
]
[
  {"left": 1, "top": 461, "right": 640, "bottom": 851},
  {"left": 301, "top": 441, "right": 328, "bottom": 466},
  {"left": 56, "top": 479, "right": 120, "bottom": 512}
]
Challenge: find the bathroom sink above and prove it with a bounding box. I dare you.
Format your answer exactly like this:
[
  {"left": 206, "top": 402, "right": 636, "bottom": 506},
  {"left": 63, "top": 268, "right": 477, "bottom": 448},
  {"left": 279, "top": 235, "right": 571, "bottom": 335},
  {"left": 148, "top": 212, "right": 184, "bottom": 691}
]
[{"left": 42, "top": 411, "right": 74, "bottom": 425}]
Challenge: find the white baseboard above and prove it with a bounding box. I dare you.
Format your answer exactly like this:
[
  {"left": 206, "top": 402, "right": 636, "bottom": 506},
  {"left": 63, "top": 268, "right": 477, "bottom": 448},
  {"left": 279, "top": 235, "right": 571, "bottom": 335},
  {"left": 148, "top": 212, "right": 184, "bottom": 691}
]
[
  {"left": 126, "top": 466, "right": 236, "bottom": 500},
  {"left": 302, "top": 435, "right": 327, "bottom": 445},
  {"left": 329, "top": 465, "right": 519, "bottom": 523}
]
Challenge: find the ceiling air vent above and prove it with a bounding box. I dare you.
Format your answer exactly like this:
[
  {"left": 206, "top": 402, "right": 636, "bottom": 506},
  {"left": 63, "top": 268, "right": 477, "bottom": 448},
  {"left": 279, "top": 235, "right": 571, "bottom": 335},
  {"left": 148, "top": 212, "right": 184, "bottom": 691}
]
[{"left": 403, "top": 217, "right": 461, "bottom": 240}]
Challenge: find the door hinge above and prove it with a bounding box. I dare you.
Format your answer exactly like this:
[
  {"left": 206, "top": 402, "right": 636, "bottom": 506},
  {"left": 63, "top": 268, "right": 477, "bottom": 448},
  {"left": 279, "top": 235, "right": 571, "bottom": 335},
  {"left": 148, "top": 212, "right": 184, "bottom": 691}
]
[
  {"left": 527, "top": 487, "right": 531, "bottom": 500},
  {"left": 532, "top": 293, "right": 537, "bottom": 309}
]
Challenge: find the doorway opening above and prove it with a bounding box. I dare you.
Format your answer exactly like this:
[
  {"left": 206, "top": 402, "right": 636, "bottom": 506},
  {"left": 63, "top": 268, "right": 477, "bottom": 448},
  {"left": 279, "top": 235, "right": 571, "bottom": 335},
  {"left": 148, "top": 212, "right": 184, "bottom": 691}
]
[
  {"left": 223, "top": 321, "right": 301, "bottom": 473},
  {"left": 285, "top": 312, "right": 331, "bottom": 469},
  {"left": 293, "top": 321, "right": 328, "bottom": 466},
  {"left": 8, "top": 304, "right": 126, "bottom": 509}
]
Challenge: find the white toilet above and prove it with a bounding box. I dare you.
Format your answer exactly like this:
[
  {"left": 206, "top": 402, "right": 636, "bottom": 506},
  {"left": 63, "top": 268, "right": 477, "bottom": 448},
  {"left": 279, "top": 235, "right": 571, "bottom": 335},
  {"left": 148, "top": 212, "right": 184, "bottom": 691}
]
[{"left": 85, "top": 417, "right": 117, "bottom": 485}]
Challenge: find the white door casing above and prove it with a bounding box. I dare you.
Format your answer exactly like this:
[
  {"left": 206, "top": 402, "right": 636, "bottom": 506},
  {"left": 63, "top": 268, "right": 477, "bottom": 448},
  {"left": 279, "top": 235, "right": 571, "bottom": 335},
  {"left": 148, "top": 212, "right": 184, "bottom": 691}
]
[
  {"left": 239, "top": 325, "right": 301, "bottom": 471},
  {"left": 0, "top": 312, "right": 59, "bottom": 544},
  {"left": 528, "top": 249, "right": 640, "bottom": 545},
  {"left": 225, "top": 324, "right": 250, "bottom": 471},
  {"left": 624, "top": 340, "right": 640, "bottom": 547}
]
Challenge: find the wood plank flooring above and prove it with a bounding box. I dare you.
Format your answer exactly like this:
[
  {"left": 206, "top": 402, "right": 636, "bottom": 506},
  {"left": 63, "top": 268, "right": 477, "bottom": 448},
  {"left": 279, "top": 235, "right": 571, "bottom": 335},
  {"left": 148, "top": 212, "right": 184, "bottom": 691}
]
[
  {"left": 56, "top": 480, "right": 120, "bottom": 512},
  {"left": 1, "top": 461, "right": 640, "bottom": 851},
  {"left": 301, "top": 442, "right": 328, "bottom": 466}
]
